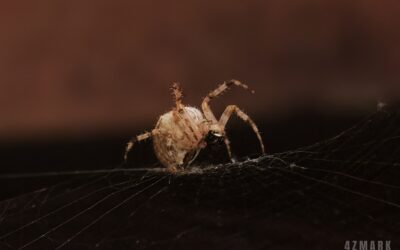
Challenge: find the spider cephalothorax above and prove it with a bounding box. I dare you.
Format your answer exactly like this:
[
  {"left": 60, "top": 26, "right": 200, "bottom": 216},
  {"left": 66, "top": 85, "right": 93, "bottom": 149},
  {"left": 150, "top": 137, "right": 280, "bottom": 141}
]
[{"left": 124, "top": 80, "right": 265, "bottom": 172}]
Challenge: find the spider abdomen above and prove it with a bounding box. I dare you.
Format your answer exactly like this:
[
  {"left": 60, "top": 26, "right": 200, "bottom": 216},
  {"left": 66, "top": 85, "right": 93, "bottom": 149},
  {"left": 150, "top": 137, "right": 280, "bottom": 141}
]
[{"left": 152, "top": 106, "right": 208, "bottom": 170}]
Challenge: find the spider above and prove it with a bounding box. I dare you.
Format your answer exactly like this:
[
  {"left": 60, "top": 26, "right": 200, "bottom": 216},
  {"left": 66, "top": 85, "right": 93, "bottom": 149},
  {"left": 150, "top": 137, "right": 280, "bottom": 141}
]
[{"left": 124, "top": 80, "right": 265, "bottom": 172}]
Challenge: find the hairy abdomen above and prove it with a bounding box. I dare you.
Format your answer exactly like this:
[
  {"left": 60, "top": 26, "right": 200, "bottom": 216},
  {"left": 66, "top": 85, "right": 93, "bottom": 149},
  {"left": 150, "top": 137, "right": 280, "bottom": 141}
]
[{"left": 152, "top": 107, "right": 206, "bottom": 170}]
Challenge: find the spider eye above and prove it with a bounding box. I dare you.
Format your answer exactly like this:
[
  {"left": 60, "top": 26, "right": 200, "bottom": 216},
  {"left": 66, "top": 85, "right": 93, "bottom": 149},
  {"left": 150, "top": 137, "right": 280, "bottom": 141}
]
[
  {"left": 208, "top": 131, "right": 223, "bottom": 142},
  {"left": 212, "top": 132, "right": 223, "bottom": 137}
]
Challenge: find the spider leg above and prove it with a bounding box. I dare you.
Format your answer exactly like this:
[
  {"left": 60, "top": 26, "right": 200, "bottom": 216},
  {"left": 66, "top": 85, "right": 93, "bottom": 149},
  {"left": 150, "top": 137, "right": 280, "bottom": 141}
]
[
  {"left": 201, "top": 79, "right": 255, "bottom": 122},
  {"left": 218, "top": 105, "right": 265, "bottom": 155},
  {"left": 171, "top": 82, "right": 184, "bottom": 110},
  {"left": 223, "top": 136, "right": 235, "bottom": 162},
  {"left": 124, "top": 131, "right": 152, "bottom": 162}
]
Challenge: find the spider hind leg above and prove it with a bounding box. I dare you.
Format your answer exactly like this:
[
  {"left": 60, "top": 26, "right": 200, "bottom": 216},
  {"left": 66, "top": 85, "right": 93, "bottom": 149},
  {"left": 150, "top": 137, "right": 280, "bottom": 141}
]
[
  {"left": 171, "top": 82, "right": 184, "bottom": 109},
  {"left": 124, "top": 131, "right": 152, "bottom": 162}
]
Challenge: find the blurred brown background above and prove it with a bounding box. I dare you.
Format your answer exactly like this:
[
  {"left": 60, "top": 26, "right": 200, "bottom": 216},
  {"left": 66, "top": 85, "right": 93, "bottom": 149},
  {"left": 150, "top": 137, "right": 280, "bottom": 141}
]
[{"left": 0, "top": 0, "right": 400, "bottom": 140}]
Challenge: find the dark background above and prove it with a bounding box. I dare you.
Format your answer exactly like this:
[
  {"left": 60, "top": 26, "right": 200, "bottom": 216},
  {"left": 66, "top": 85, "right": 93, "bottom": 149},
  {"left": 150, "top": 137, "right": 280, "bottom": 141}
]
[{"left": 0, "top": 0, "right": 399, "bottom": 141}]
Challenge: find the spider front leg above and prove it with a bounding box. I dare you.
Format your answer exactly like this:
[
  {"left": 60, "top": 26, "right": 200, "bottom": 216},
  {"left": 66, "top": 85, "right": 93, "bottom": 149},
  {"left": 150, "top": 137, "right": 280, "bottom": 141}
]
[
  {"left": 201, "top": 79, "right": 254, "bottom": 122},
  {"left": 124, "top": 131, "right": 153, "bottom": 162},
  {"left": 222, "top": 135, "right": 235, "bottom": 162},
  {"left": 219, "top": 105, "right": 265, "bottom": 155}
]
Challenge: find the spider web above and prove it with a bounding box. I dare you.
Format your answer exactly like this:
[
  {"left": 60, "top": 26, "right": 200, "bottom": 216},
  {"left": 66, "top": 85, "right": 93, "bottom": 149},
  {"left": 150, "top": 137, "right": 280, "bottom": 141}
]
[{"left": 0, "top": 107, "right": 399, "bottom": 250}]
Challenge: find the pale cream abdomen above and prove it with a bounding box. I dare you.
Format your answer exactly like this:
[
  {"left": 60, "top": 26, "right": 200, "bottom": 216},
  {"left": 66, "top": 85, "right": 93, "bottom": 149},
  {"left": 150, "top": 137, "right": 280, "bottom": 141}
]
[{"left": 152, "top": 107, "right": 207, "bottom": 170}]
